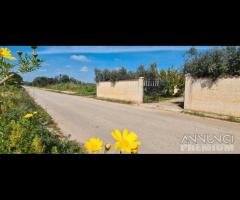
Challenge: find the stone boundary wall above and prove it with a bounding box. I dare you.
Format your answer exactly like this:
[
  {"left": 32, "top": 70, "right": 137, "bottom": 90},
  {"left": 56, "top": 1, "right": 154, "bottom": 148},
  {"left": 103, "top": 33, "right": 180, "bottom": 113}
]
[
  {"left": 184, "top": 75, "right": 240, "bottom": 117},
  {"left": 96, "top": 77, "right": 144, "bottom": 103}
]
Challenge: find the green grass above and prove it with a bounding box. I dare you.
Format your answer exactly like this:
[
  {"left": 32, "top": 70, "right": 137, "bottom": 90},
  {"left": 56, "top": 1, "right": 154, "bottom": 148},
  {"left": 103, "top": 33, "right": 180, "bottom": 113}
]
[
  {"left": 0, "top": 85, "right": 83, "bottom": 154},
  {"left": 45, "top": 82, "right": 96, "bottom": 96}
]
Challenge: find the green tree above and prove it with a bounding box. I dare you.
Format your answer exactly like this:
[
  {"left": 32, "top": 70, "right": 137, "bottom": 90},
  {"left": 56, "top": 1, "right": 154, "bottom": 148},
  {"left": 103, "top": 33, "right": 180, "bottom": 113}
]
[
  {"left": 94, "top": 68, "right": 103, "bottom": 82},
  {"left": 186, "top": 47, "right": 198, "bottom": 57},
  {"left": 136, "top": 65, "right": 146, "bottom": 77},
  {"left": 102, "top": 69, "right": 111, "bottom": 81},
  {"left": 159, "top": 69, "right": 167, "bottom": 79},
  {"left": 110, "top": 69, "right": 119, "bottom": 82},
  {"left": 32, "top": 76, "right": 49, "bottom": 87},
  {"left": 225, "top": 46, "right": 240, "bottom": 75},
  {"left": 127, "top": 71, "right": 137, "bottom": 79},
  {"left": 5, "top": 72, "right": 23, "bottom": 86},
  {"left": 118, "top": 66, "right": 128, "bottom": 80},
  {"left": 183, "top": 46, "right": 240, "bottom": 80},
  {"left": 146, "top": 63, "right": 158, "bottom": 79},
  {"left": 59, "top": 74, "right": 70, "bottom": 83}
]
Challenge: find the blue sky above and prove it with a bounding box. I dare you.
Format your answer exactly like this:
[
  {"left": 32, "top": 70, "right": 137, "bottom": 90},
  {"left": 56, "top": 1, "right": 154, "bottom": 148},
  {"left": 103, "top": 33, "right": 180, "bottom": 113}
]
[{"left": 4, "top": 46, "right": 211, "bottom": 83}]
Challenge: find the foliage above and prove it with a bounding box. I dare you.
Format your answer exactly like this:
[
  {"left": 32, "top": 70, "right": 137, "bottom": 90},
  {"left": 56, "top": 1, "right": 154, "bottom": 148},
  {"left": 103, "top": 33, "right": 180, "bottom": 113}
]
[
  {"left": 183, "top": 46, "right": 240, "bottom": 80},
  {"left": 0, "top": 47, "right": 43, "bottom": 85},
  {"left": 45, "top": 82, "right": 96, "bottom": 96},
  {"left": 31, "top": 74, "right": 83, "bottom": 87},
  {"left": 95, "top": 64, "right": 159, "bottom": 83},
  {"left": 0, "top": 86, "right": 83, "bottom": 154},
  {"left": 5, "top": 72, "right": 23, "bottom": 86},
  {"left": 159, "top": 67, "right": 185, "bottom": 96},
  {"left": 31, "top": 74, "right": 96, "bottom": 96},
  {"left": 59, "top": 74, "right": 70, "bottom": 83},
  {"left": 32, "top": 76, "right": 50, "bottom": 87}
]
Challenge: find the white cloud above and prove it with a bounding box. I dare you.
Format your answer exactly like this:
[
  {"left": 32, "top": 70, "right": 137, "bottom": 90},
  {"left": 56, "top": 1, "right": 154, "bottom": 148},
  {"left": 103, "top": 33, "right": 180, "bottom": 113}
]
[
  {"left": 70, "top": 55, "right": 90, "bottom": 62},
  {"left": 39, "top": 46, "right": 210, "bottom": 55},
  {"left": 80, "top": 66, "right": 88, "bottom": 72}
]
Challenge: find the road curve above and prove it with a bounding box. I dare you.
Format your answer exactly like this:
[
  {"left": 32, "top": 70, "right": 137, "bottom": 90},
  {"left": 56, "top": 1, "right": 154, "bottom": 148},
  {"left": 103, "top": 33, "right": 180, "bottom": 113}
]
[{"left": 24, "top": 86, "right": 240, "bottom": 153}]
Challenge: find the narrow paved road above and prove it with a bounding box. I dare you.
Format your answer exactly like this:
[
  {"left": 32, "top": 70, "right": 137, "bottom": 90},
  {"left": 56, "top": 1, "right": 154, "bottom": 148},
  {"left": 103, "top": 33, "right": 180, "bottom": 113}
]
[{"left": 25, "top": 86, "right": 240, "bottom": 153}]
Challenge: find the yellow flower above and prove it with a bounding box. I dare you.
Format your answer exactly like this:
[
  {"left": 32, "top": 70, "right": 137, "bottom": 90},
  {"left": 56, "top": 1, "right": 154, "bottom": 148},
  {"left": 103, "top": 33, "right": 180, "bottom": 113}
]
[
  {"left": 24, "top": 113, "right": 33, "bottom": 119},
  {"left": 112, "top": 129, "right": 141, "bottom": 153},
  {"left": 0, "top": 48, "right": 16, "bottom": 60},
  {"left": 9, "top": 121, "right": 24, "bottom": 148},
  {"left": 85, "top": 138, "right": 103, "bottom": 153},
  {"left": 33, "top": 111, "right": 38, "bottom": 115},
  {"left": 31, "top": 135, "right": 44, "bottom": 153}
]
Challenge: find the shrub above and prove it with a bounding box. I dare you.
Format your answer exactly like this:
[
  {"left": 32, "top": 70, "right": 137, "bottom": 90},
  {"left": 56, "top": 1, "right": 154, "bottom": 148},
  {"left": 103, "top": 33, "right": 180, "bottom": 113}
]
[
  {"left": 184, "top": 46, "right": 240, "bottom": 80},
  {"left": 0, "top": 86, "right": 83, "bottom": 154}
]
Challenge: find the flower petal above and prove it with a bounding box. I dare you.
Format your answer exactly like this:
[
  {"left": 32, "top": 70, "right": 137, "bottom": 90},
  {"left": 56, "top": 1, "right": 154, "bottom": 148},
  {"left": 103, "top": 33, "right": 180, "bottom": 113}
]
[
  {"left": 114, "top": 142, "right": 120, "bottom": 150},
  {"left": 122, "top": 128, "right": 129, "bottom": 139},
  {"left": 112, "top": 129, "right": 122, "bottom": 141},
  {"left": 128, "top": 132, "right": 138, "bottom": 141}
]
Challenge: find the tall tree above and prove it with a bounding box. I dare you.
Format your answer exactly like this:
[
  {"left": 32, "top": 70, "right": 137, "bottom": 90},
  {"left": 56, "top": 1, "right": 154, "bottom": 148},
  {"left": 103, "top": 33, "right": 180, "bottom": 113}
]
[
  {"left": 59, "top": 74, "right": 70, "bottom": 83},
  {"left": 94, "top": 68, "right": 103, "bottom": 82},
  {"left": 146, "top": 63, "right": 158, "bottom": 79},
  {"left": 102, "top": 69, "right": 111, "bottom": 81},
  {"left": 110, "top": 69, "right": 119, "bottom": 82},
  {"left": 136, "top": 65, "right": 146, "bottom": 77},
  {"left": 118, "top": 66, "right": 128, "bottom": 80},
  {"left": 225, "top": 46, "right": 240, "bottom": 75}
]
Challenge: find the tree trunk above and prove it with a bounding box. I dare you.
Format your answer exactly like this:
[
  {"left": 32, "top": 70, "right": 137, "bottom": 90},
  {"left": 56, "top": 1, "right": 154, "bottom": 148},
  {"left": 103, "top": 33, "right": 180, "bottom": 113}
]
[{"left": 0, "top": 73, "right": 15, "bottom": 85}]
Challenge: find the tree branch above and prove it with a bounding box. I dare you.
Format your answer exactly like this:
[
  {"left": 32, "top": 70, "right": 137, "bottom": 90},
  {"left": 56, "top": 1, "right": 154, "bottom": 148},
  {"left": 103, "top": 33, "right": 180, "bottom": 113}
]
[{"left": 0, "top": 73, "right": 15, "bottom": 85}]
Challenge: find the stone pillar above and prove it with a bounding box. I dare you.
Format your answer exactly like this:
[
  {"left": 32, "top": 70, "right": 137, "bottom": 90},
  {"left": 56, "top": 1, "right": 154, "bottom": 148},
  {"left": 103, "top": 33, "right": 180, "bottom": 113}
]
[{"left": 184, "top": 74, "right": 192, "bottom": 110}]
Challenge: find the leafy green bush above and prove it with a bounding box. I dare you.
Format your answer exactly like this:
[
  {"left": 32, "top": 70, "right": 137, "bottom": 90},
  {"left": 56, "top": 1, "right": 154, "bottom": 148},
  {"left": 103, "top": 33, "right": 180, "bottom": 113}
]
[
  {"left": 0, "top": 86, "right": 83, "bottom": 154},
  {"left": 5, "top": 73, "right": 23, "bottom": 87},
  {"left": 184, "top": 47, "right": 240, "bottom": 80}
]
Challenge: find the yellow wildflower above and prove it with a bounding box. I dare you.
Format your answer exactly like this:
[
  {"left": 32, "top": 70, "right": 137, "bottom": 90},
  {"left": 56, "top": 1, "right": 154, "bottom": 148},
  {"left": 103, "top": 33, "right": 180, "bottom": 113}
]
[
  {"left": 31, "top": 135, "right": 44, "bottom": 153},
  {"left": 24, "top": 113, "right": 33, "bottom": 119},
  {"left": 112, "top": 129, "right": 141, "bottom": 153},
  {"left": 85, "top": 138, "right": 103, "bottom": 153},
  {"left": 9, "top": 121, "right": 24, "bottom": 148},
  {"left": 33, "top": 111, "right": 38, "bottom": 115},
  {"left": 0, "top": 48, "right": 16, "bottom": 60}
]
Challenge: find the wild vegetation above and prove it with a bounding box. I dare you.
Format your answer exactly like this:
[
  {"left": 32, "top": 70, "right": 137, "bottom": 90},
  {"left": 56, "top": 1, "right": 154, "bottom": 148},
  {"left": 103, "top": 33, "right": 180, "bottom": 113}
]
[
  {"left": 0, "top": 47, "right": 83, "bottom": 153},
  {"left": 0, "top": 47, "right": 42, "bottom": 85},
  {"left": 0, "top": 85, "right": 83, "bottom": 153},
  {"left": 184, "top": 46, "right": 240, "bottom": 80},
  {"left": 29, "top": 74, "right": 96, "bottom": 96},
  {"left": 95, "top": 64, "right": 164, "bottom": 82}
]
